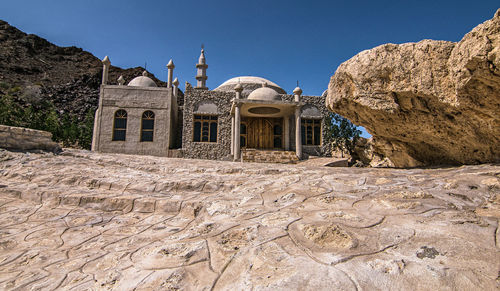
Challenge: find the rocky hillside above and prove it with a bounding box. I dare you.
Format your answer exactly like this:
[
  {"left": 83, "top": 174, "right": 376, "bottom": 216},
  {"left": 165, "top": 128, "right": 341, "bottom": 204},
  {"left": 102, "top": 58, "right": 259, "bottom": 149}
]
[
  {"left": 0, "top": 19, "right": 166, "bottom": 121},
  {"left": 326, "top": 9, "right": 500, "bottom": 167}
]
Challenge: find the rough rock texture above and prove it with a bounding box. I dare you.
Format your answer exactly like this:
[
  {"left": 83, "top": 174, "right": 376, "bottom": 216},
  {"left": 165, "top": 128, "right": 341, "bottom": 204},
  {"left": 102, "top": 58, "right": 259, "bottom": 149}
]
[
  {"left": 0, "top": 148, "right": 499, "bottom": 290},
  {"left": 326, "top": 10, "right": 500, "bottom": 167},
  {"left": 0, "top": 124, "right": 60, "bottom": 152}
]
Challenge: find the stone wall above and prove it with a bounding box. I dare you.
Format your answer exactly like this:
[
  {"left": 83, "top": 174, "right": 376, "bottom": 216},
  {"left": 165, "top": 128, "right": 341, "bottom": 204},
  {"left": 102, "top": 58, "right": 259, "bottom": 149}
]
[
  {"left": 0, "top": 125, "right": 61, "bottom": 152},
  {"left": 181, "top": 86, "right": 331, "bottom": 160},
  {"left": 93, "top": 85, "right": 175, "bottom": 157},
  {"left": 182, "top": 83, "right": 234, "bottom": 160},
  {"left": 300, "top": 95, "right": 332, "bottom": 157}
]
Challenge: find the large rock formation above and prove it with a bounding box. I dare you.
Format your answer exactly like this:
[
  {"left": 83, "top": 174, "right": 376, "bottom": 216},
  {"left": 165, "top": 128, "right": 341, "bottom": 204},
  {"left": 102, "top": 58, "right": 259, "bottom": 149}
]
[{"left": 326, "top": 9, "right": 500, "bottom": 167}]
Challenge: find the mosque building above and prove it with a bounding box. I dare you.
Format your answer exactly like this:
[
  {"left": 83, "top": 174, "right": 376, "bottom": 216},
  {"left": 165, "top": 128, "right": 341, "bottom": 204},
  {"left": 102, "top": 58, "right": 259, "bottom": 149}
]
[{"left": 91, "top": 49, "right": 332, "bottom": 163}]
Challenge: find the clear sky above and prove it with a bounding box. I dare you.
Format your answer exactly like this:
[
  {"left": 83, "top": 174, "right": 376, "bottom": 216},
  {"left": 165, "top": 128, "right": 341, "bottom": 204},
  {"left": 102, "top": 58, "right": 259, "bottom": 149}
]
[{"left": 1, "top": 0, "right": 498, "bottom": 137}]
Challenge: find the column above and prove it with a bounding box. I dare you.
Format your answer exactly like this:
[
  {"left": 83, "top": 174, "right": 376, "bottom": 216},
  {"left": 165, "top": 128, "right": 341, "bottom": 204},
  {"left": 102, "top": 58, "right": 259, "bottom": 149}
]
[
  {"left": 284, "top": 116, "right": 290, "bottom": 150},
  {"left": 295, "top": 106, "right": 302, "bottom": 159},
  {"left": 234, "top": 104, "right": 241, "bottom": 161},
  {"left": 231, "top": 115, "right": 235, "bottom": 155}
]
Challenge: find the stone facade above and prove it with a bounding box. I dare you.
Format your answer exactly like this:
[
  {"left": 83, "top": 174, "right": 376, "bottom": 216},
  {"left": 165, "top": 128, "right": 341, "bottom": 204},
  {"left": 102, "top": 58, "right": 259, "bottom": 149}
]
[
  {"left": 0, "top": 125, "right": 60, "bottom": 152},
  {"left": 300, "top": 95, "right": 333, "bottom": 157},
  {"left": 182, "top": 83, "right": 234, "bottom": 160},
  {"left": 92, "top": 85, "right": 178, "bottom": 157},
  {"left": 92, "top": 51, "right": 332, "bottom": 162}
]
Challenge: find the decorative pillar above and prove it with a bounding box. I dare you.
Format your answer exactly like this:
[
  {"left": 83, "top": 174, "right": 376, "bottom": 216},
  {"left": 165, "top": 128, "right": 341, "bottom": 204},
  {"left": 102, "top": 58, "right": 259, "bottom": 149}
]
[
  {"left": 233, "top": 83, "right": 243, "bottom": 161},
  {"left": 234, "top": 104, "right": 241, "bottom": 161},
  {"left": 284, "top": 116, "right": 290, "bottom": 150},
  {"left": 173, "top": 77, "right": 179, "bottom": 98},
  {"left": 293, "top": 86, "right": 303, "bottom": 159},
  {"left": 101, "top": 56, "right": 111, "bottom": 85},
  {"left": 167, "top": 59, "right": 175, "bottom": 88},
  {"left": 117, "top": 75, "right": 125, "bottom": 86},
  {"left": 231, "top": 116, "right": 235, "bottom": 155},
  {"left": 293, "top": 86, "right": 302, "bottom": 102},
  {"left": 195, "top": 48, "right": 208, "bottom": 89}
]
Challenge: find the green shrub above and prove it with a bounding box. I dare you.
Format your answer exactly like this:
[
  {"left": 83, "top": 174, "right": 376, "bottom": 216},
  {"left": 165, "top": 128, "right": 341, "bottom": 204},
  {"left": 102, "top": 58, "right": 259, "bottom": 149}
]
[
  {"left": 326, "top": 113, "right": 361, "bottom": 157},
  {"left": 0, "top": 92, "right": 95, "bottom": 149}
]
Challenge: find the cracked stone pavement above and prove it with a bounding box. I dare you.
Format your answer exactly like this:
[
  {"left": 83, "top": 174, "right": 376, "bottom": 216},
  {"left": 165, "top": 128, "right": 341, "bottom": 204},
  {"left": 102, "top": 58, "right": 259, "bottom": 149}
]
[{"left": 0, "top": 148, "right": 499, "bottom": 290}]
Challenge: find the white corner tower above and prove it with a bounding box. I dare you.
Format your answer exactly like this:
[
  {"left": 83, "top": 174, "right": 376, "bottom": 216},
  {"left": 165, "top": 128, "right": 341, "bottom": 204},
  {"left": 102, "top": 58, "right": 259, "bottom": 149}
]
[
  {"left": 167, "top": 59, "right": 175, "bottom": 88},
  {"left": 101, "top": 56, "right": 111, "bottom": 85},
  {"left": 195, "top": 47, "right": 208, "bottom": 89}
]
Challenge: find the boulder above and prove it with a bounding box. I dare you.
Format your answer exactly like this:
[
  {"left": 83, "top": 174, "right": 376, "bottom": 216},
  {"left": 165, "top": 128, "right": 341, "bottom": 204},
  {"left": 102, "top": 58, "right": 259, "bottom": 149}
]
[
  {"left": 326, "top": 9, "right": 500, "bottom": 167},
  {"left": 0, "top": 125, "right": 61, "bottom": 153}
]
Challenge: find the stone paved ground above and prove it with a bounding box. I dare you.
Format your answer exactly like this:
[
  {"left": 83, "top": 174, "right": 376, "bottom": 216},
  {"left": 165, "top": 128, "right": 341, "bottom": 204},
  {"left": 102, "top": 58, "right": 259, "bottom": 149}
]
[{"left": 0, "top": 148, "right": 499, "bottom": 290}]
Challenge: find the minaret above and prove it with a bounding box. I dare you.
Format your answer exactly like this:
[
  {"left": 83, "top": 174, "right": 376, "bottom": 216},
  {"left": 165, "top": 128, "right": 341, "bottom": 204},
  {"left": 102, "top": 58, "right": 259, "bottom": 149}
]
[
  {"left": 195, "top": 47, "right": 208, "bottom": 89},
  {"left": 173, "top": 77, "right": 179, "bottom": 98},
  {"left": 101, "top": 56, "right": 111, "bottom": 85},
  {"left": 167, "top": 59, "right": 175, "bottom": 88}
]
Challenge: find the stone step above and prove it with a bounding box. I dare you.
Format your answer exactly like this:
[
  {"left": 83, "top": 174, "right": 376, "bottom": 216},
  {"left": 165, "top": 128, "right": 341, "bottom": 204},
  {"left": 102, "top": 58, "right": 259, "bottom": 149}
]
[{"left": 242, "top": 149, "right": 299, "bottom": 164}]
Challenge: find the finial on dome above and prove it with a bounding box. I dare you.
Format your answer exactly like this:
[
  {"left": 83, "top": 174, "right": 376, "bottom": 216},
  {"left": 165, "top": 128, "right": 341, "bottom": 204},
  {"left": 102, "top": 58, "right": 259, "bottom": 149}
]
[
  {"left": 262, "top": 82, "right": 268, "bottom": 88},
  {"left": 234, "top": 83, "right": 243, "bottom": 92},
  {"left": 293, "top": 84, "right": 302, "bottom": 102},
  {"left": 173, "top": 77, "right": 179, "bottom": 86},
  {"left": 102, "top": 56, "right": 110, "bottom": 65},
  {"left": 293, "top": 86, "right": 302, "bottom": 95},
  {"left": 234, "top": 81, "right": 243, "bottom": 99},
  {"left": 198, "top": 47, "right": 206, "bottom": 65},
  {"left": 117, "top": 75, "right": 125, "bottom": 85},
  {"left": 167, "top": 59, "right": 175, "bottom": 69},
  {"left": 142, "top": 71, "right": 148, "bottom": 77}
]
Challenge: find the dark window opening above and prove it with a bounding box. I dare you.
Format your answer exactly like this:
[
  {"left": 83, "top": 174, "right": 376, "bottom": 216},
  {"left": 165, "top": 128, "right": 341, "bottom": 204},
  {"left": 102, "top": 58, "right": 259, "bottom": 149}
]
[
  {"left": 301, "top": 119, "right": 321, "bottom": 146},
  {"left": 112, "top": 109, "right": 127, "bottom": 141},
  {"left": 141, "top": 111, "right": 155, "bottom": 142},
  {"left": 193, "top": 115, "right": 218, "bottom": 143}
]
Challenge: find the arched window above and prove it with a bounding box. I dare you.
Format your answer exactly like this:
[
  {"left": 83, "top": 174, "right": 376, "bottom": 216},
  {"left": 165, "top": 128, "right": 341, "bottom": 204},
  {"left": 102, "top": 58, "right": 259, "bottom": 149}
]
[
  {"left": 112, "top": 109, "right": 127, "bottom": 141},
  {"left": 141, "top": 111, "right": 155, "bottom": 142}
]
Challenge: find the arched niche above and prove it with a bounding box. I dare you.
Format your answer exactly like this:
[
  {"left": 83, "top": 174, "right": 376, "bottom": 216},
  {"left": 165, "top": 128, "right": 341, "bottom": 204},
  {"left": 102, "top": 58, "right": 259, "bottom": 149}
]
[
  {"left": 194, "top": 101, "right": 218, "bottom": 114},
  {"left": 301, "top": 105, "right": 322, "bottom": 118}
]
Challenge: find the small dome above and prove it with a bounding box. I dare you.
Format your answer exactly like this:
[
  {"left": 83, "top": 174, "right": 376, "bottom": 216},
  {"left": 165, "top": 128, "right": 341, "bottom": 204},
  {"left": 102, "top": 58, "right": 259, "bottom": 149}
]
[
  {"left": 128, "top": 72, "right": 157, "bottom": 87},
  {"left": 215, "top": 76, "right": 286, "bottom": 95},
  {"left": 248, "top": 87, "right": 281, "bottom": 101}
]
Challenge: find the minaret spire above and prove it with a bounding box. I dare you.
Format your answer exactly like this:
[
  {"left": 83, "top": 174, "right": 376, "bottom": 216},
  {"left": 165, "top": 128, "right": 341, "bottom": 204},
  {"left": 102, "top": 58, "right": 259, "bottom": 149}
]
[
  {"left": 195, "top": 45, "right": 208, "bottom": 89},
  {"left": 167, "top": 59, "right": 175, "bottom": 88}
]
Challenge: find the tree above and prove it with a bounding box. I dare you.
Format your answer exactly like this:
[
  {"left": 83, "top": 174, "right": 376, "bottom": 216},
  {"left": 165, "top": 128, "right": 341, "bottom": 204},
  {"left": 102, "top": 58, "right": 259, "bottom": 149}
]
[
  {"left": 78, "top": 109, "right": 95, "bottom": 149},
  {"left": 326, "top": 113, "right": 361, "bottom": 158}
]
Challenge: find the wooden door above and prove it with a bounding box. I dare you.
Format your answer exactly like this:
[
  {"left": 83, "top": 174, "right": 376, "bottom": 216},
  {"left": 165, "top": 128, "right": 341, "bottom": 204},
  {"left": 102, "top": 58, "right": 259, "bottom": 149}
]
[{"left": 243, "top": 118, "right": 283, "bottom": 149}]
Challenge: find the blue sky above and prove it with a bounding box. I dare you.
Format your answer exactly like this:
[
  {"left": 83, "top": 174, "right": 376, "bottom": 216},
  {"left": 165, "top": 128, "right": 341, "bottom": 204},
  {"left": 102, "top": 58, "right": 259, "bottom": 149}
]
[{"left": 1, "top": 0, "right": 498, "bottom": 137}]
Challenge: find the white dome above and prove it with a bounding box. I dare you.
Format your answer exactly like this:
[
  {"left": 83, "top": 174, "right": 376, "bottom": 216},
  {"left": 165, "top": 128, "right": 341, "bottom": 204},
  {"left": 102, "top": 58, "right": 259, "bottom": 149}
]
[
  {"left": 214, "top": 76, "right": 286, "bottom": 95},
  {"left": 127, "top": 76, "right": 157, "bottom": 87},
  {"left": 248, "top": 87, "right": 281, "bottom": 101}
]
